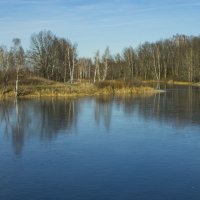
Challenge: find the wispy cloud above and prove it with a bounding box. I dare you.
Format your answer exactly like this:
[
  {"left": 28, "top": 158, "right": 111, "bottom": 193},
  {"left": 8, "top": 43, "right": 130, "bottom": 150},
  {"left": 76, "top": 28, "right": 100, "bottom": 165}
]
[{"left": 0, "top": 0, "right": 199, "bottom": 56}]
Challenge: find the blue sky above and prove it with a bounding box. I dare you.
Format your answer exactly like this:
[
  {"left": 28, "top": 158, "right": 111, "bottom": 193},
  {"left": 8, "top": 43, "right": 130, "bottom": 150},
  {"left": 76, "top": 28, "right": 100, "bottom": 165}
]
[{"left": 0, "top": 0, "right": 199, "bottom": 57}]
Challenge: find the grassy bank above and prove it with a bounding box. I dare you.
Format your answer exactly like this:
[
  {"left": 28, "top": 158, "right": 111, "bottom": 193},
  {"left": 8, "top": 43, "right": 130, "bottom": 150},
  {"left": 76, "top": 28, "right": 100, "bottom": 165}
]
[
  {"left": 0, "top": 77, "right": 160, "bottom": 99},
  {"left": 143, "top": 79, "right": 200, "bottom": 87},
  {"left": 170, "top": 81, "right": 200, "bottom": 87}
]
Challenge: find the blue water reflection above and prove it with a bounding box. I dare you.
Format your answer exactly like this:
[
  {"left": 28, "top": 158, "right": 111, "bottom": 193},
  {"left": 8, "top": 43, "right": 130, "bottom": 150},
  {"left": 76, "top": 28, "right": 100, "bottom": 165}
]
[{"left": 0, "top": 86, "right": 200, "bottom": 200}]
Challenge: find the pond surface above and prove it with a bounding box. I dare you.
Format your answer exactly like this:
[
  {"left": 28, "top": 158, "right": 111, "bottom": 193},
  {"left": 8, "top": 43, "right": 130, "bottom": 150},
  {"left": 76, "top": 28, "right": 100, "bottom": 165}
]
[{"left": 0, "top": 86, "right": 200, "bottom": 200}]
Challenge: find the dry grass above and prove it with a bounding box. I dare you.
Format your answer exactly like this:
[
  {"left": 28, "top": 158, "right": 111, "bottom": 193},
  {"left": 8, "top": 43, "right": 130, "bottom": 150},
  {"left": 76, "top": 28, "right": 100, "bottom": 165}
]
[
  {"left": 169, "top": 80, "right": 193, "bottom": 85},
  {"left": 94, "top": 80, "right": 158, "bottom": 95},
  {"left": 193, "top": 82, "right": 200, "bottom": 87},
  {"left": 0, "top": 77, "right": 159, "bottom": 99},
  {"left": 143, "top": 79, "right": 197, "bottom": 86},
  {"left": 167, "top": 80, "right": 200, "bottom": 87},
  {"left": 97, "top": 86, "right": 159, "bottom": 96}
]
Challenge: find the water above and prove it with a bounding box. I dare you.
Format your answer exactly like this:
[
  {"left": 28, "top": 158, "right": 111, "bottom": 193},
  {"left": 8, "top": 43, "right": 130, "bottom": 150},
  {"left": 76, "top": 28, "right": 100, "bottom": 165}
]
[{"left": 0, "top": 86, "right": 200, "bottom": 200}]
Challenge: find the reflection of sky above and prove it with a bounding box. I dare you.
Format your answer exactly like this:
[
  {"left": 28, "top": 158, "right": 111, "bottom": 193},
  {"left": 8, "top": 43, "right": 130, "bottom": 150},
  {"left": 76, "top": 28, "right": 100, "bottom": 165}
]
[
  {"left": 0, "top": 0, "right": 200, "bottom": 57},
  {"left": 1, "top": 95, "right": 200, "bottom": 199},
  {"left": 1, "top": 89, "right": 200, "bottom": 156},
  {"left": 79, "top": 95, "right": 200, "bottom": 137}
]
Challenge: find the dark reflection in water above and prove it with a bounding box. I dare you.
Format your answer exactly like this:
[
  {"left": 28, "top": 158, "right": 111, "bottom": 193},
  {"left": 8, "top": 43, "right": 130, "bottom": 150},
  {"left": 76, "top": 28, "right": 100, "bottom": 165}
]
[
  {"left": 0, "top": 99, "right": 79, "bottom": 155},
  {"left": 94, "top": 85, "right": 200, "bottom": 128},
  {"left": 1, "top": 86, "right": 200, "bottom": 200},
  {"left": 142, "top": 85, "right": 200, "bottom": 127},
  {"left": 94, "top": 96, "right": 112, "bottom": 130},
  {"left": 1, "top": 86, "right": 200, "bottom": 155}
]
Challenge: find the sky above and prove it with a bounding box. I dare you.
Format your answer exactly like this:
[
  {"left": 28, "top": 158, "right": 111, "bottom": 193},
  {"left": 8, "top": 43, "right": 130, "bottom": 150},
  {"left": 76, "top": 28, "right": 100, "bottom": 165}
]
[{"left": 0, "top": 0, "right": 200, "bottom": 57}]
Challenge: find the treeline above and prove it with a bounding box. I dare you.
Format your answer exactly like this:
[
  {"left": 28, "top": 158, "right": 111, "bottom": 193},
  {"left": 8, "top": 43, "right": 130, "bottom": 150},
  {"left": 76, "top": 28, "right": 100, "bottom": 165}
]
[{"left": 1, "top": 30, "right": 200, "bottom": 87}]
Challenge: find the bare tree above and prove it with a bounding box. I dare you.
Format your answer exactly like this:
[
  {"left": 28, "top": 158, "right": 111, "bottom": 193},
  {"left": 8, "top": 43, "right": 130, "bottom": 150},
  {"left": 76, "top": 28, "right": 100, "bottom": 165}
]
[
  {"left": 94, "top": 50, "right": 100, "bottom": 83},
  {"left": 30, "top": 30, "right": 56, "bottom": 79},
  {"left": 77, "top": 58, "right": 92, "bottom": 81},
  {"left": 102, "top": 46, "right": 110, "bottom": 81},
  {"left": 67, "top": 43, "right": 77, "bottom": 83},
  {"left": 123, "top": 47, "right": 136, "bottom": 79},
  {"left": 0, "top": 46, "right": 9, "bottom": 92},
  {"left": 11, "top": 38, "right": 25, "bottom": 97}
]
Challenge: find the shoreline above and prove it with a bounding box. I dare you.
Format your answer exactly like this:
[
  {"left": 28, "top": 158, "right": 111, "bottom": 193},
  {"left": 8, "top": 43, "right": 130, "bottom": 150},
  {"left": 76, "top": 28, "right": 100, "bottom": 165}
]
[
  {"left": 2, "top": 78, "right": 199, "bottom": 100},
  {"left": 0, "top": 82, "right": 161, "bottom": 100},
  {"left": 143, "top": 80, "right": 200, "bottom": 87}
]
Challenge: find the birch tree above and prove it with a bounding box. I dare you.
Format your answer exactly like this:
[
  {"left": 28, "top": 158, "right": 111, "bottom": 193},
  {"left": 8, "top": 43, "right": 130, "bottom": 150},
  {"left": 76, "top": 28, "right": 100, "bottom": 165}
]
[
  {"left": 11, "top": 38, "right": 25, "bottom": 97},
  {"left": 67, "top": 43, "right": 77, "bottom": 83},
  {"left": 94, "top": 50, "right": 100, "bottom": 83},
  {"left": 102, "top": 46, "right": 110, "bottom": 81}
]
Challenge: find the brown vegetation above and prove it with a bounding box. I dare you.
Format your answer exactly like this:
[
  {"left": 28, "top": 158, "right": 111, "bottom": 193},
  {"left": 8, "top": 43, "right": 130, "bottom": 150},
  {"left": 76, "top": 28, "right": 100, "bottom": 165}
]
[{"left": 0, "top": 77, "right": 159, "bottom": 99}]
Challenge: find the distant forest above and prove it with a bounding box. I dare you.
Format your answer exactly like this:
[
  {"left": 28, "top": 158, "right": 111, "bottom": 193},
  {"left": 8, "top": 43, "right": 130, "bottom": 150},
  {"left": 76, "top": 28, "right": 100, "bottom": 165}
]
[{"left": 0, "top": 30, "right": 200, "bottom": 85}]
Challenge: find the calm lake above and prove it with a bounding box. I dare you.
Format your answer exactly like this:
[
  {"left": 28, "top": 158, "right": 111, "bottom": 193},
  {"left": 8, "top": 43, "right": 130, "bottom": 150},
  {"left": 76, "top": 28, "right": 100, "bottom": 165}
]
[{"left": 0, "top": 85, "right": 200, "bottom": 200}]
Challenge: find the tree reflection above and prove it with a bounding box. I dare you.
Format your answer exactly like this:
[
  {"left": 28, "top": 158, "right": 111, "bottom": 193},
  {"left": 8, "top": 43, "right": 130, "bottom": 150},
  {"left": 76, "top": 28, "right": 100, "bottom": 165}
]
[
  {"left": 94, "top": 96, "right": 112, "bottom": 130},
  {"left": 1, "top": 86, "right": 200, "bottom": 155},
  {"left": 93, "top": 85, "right": 200, "bottom": 130},
  {"left": 118, "top": 85, "right": 200, "bottom": 128},
  {"left": 36, "top": 99, "right": 79, "bottom": 140},
  {"left": 0, "top": 99, "right": 79, "bottom": 155},
  {"left": 0, "top": 100, "right": 29, "bottom": 155},
  {"left": 11, "top": 100, "right": 26, "bottom": 155}
]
